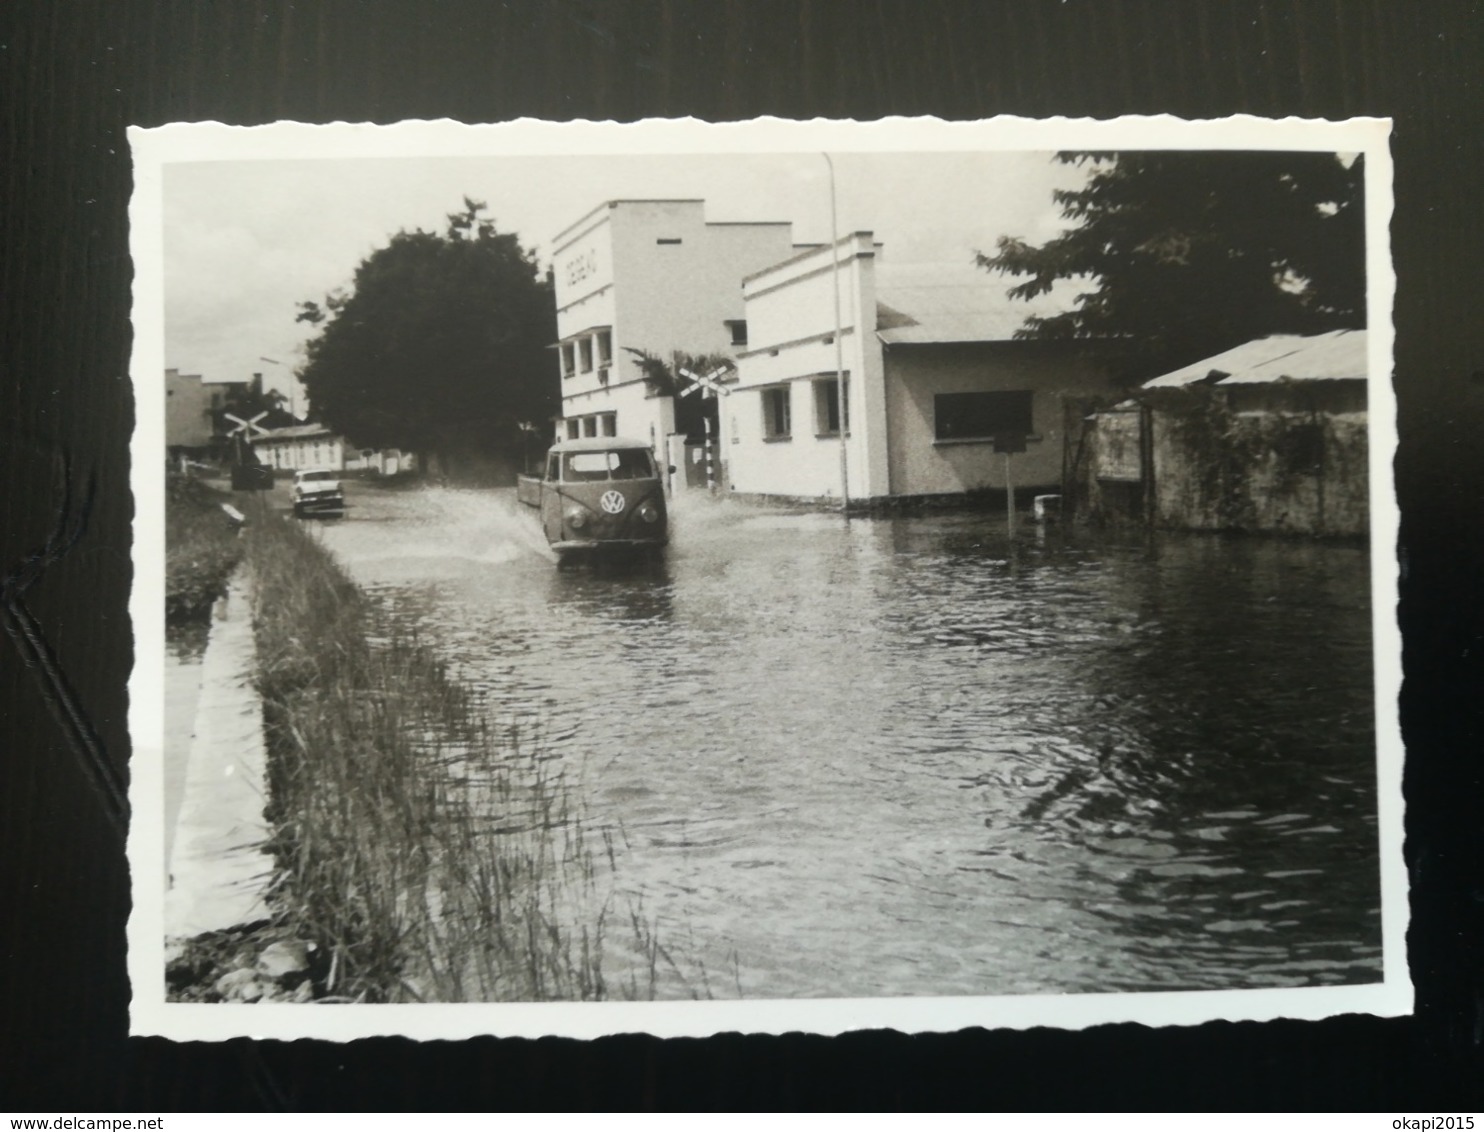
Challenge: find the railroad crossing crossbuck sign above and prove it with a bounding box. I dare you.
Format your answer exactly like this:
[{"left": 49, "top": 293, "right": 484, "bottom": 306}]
[
  {"left": 225, "top": 411, "right": 270, "bottom": 439},
  {"left": 225, "top": 411, "right": 274, "bottom": 491},
  {"left": 677, "top": 365, "right": 732, "bottom": 399}
]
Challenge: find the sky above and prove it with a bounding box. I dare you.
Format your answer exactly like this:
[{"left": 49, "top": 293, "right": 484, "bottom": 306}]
[{"left": 162, "top": 150, "right": 1086, "bottom": 409}]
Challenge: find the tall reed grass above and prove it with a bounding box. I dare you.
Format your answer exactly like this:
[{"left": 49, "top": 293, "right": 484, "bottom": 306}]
[
  {"left": 243, "top": 508, "right": 687, "bottom": 1002},
  {"left": 165, "top": 473, "right": 241, "bottom": 622}
]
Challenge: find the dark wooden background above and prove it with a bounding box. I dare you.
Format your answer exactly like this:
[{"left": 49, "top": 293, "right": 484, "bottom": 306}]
[{"left": 3, "top": 0, "right": 1481, "bottom": 1110}]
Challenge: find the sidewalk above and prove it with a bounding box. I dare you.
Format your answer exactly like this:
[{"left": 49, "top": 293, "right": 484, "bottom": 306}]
[{"left": 164, "top": 567, "right": 273, "bottom": 942}]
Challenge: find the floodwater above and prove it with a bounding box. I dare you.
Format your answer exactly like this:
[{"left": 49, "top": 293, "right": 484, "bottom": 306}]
[
  {"left": 316, "top": 484, "right": 1382, "bottom": 999},
  {"left": 164, "top": 622, "right": 208, "bottom": 880}
]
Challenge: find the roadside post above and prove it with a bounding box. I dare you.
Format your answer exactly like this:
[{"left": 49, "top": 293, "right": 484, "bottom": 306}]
[
  {"left": 678, "top": 364, "right": 731, "bottom": 497},
  {"left": 225, "top": 411, "right": 273, "bottom": 493},
  {"left": 702, "top": 415, "right": 715, "bottom": 493},
  {"left": 993, "top": 432, "right": 1028, "bottom": 538}
]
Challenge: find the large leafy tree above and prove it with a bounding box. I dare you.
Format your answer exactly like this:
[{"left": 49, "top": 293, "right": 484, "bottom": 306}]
[
  {"left": 296, "top": 199, "right": 556, "bottom": 462},
  {"left": 978, "top": 151, "right": 1366, "bottom": 378}
]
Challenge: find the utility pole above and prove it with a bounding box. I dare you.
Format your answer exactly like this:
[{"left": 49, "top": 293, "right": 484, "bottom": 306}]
[
  {"left": 824, "top": 152, "right": 849, "bottom": 514},
  {"left": 1004, "top": 451, "right": 1016, "bottom": 538},
  {"left": 994, "top": 433, "right": 1028, "bottom": 538}
]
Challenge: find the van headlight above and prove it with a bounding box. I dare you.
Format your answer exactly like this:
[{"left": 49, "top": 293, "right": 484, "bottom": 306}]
[
  {"left": 566, "top": 508, "right": 589, "bottom": 530},
  {"left": 637, "top": 502, "right": 660, "bottom": 524}
]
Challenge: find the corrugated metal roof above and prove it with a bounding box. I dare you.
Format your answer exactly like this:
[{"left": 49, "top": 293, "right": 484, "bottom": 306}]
[
  {"left": 1142, "top": 329, "right": 1367, "bottom": 388},
  {"left": 1220, "top": 328, "right": 1368, "bottom": 384},
  {"left": 874, "top": 263, "right": 1078, "bottom": 345}
]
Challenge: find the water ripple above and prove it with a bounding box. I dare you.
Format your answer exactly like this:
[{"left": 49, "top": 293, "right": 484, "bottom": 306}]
[{"left": 320, "top": 488, "right": 1382, "bottom": 999}]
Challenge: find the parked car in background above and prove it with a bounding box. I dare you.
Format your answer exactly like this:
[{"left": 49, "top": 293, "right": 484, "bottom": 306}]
[
  {"left": 516, "top": 437, "right": 667, "bottom": 564},
  {"left": 291, "top": 467, "right": 345, "bottom": 519}
]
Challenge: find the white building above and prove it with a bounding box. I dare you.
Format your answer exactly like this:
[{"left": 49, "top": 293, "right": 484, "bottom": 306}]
[
  {"left": 251, "top": 423, "right": 345, "bottom": 472},
  {"left": 549, "top": 199, "right": 798, "bottom": 451},
  {"left": 724, "top": 234, "right": 1121, "bottom": 508},
  {"left": 252, "top": 423, "right": 417, "bottom": 476}
]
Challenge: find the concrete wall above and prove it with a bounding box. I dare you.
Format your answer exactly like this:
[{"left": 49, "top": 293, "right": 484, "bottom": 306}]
[
  {"left": 612, "top": 208, "right": 793, "bottom": 369},
  {"left": 726, "top": 234, "right": 888, "bottom": 501},
  {"left": 165, "top": 368, "right": 214, "bottom": 449},
  {"left": 882, "top": 341, "right": 1117, "bottom": 495},
  {"left": 1148, "top": 387, "right": 1369, "bottom": 535},
  {"left": 342, "top": 448, "right": 415, "bottom": 475}
]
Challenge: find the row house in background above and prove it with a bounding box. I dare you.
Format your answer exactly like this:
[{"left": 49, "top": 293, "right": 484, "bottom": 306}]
[
  {"left": 251, "top": 422, "right": 417, "bottom": 477},
  {"left": 251, "top": 423, "right": 346, "bottom": 471},
  {"left": 723, "top": 233, "right": 1121, "bottom": 508},
  {"left": 549, "top": 199, "right": 799, "bottom": 453}
]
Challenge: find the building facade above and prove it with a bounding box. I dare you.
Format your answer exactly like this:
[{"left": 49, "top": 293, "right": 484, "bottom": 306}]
[
  {"left": 725, "top": 237, "right": 1120, "bottom": 507},
  {"left": 252, "top": 423, "right": 345, "bottom": 472},
  {"left": 252, "top": 423, "right": 417, "bottom": 477},
  {"left": 165, "top": 368, "right": 215, "bottom": 450},
  {"left": 549, "top": 199, "right": 797, "bottom": 452}
]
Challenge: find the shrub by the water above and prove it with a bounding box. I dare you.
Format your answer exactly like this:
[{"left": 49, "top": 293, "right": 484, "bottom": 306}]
[
  {"left": 242, "top": 512, "right": 682, "bottom": 1003},
  {"left": 165, "top": 473, "right": 242, "bottom": 622}
]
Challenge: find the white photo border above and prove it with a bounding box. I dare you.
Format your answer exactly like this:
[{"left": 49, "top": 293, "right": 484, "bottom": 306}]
[{"left": 127, "top": 114, "right": 1403, "bottom": 1042}]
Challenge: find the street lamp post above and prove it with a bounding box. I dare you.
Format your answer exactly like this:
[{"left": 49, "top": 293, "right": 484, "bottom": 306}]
[{"left": 823, "top": 153, "right": 849, "bottom": 514}]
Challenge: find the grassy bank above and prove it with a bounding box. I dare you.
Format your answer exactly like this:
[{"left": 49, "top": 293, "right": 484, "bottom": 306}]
[
  {"left": 165, "top": 473, "right": 242, "bottom": 622},
  {"left": 243, "top": 512, "right": 681, "bottom": 1003}
]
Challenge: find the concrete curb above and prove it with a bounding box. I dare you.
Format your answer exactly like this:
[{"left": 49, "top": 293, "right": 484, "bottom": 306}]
[{"left": 164, "top": 565, "right": 274, "bottom": 942}]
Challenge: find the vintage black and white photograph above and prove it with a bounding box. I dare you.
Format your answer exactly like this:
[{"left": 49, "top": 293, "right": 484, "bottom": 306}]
[{"left": 127, "top": 116, "right": 1403, "bottom": 1040}]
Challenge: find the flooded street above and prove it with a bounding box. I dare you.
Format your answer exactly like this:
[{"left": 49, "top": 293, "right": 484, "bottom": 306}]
[{"left": 314, "top": 483, "right": 1381, "bottom": 999}]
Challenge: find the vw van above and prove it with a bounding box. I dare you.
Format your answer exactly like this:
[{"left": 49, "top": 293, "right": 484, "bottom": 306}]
[{"left": 518, "top": 437, "right": 668, "bottom": 561}]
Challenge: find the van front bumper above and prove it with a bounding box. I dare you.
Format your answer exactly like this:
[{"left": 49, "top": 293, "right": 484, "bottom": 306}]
[{"left": 550, "top": 537, "right": 666, "bottom": 551}]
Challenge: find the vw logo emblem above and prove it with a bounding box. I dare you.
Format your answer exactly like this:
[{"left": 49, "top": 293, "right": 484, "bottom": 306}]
[{"left": 599, "top": 490, "right": 626, "bottom": 514}]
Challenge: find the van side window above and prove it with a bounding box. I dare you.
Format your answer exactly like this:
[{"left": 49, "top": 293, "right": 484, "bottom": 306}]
[
  {"left": 546, "top": 454, "right": 560, "bottom": 481},
  {"left": 609, "top": 448, "right": 655, "bottom": 479}
]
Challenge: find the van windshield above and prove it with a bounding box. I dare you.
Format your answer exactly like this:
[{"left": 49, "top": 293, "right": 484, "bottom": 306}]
[{"left": 563, "top": 449, "right": 655, "bottom": 482}]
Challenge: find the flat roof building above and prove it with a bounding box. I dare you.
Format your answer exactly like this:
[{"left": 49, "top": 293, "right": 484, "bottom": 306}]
[
  {"left": 549, "top": 199, "right": 798, "bottom": 452},
  {"left": 166, "top": 368, "right": 215, "bottom": 450},
  {"left": 724, "top": 235, "right": 1122, "bottom": 508}
]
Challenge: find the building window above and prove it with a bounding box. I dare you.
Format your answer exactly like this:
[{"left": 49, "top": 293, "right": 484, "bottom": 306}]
[
  {"left": 595, "top": 329, "right": 612, "bottom": 365},
  {"left": 934, "top": 390, "right": 1033, "bottom": 442},
  {"left": 814, "top": 377, "right": 848, "bottom": 437},
  {"left": 582, "top": 416, "right": 598, "bottom": 438},
  {"left": 725, "top": 319, "right": 748, "bottom": 347},
  {"left": 761, "top": 386, "right": 791, "bottom": 441},
  {"left": 566, "top": 419, "right": 581, "bottom": 440},
  {"left": 560, "top": 343, "right": 576, "bottom": 377},
  {"left": 600, "top": 413, "right": 617, "bottom": 437},
  {"left": 577, "top": 338, "right": 593, "bottom": 373},
  {"left": 656, "top": 237, "right": 682, "bottom": 245}
]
